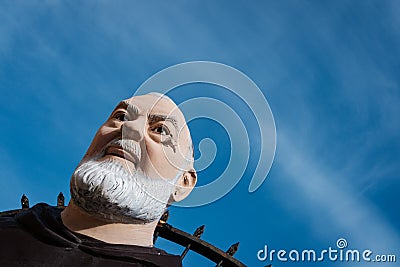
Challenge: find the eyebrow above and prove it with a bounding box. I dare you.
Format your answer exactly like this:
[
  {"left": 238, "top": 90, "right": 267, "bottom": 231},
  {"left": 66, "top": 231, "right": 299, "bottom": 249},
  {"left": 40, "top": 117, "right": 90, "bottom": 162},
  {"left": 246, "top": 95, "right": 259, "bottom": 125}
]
[
  {"left": 148, "top": 114, "right": 179, "bottom": 132},
  {"left": 112, "top": 101, "right": 129, "bottom": 112},
  {"left": 113, "top": 101, "right": 179, "bottom": 131},
  {"left": 113, "top": 101, "right": 139, "bottom": 115}
]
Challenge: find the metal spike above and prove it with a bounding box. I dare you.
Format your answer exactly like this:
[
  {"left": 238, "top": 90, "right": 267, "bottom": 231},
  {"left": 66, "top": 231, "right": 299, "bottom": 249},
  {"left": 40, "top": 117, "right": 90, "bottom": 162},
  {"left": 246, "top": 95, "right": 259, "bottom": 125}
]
[
  {"left": 193, "top": 225, "right": 205, "bottom": 238},
  {"left": 57, "top": 192, "right": 65, "bottom": 207},
  {"left": 215, "top": 242, "right": 240, "bottom": 267},
  {"left": 181, "top": 225, "right": 206, "bottom": 259},
  {"left": 160, "top": 210, "right": 169, "bottom": 223},
  {"left": 21, "top": 194, "right": 29, "bottom": 209},
  {"left": 226, "top": 242, "right": 239, "bottom": 256}
]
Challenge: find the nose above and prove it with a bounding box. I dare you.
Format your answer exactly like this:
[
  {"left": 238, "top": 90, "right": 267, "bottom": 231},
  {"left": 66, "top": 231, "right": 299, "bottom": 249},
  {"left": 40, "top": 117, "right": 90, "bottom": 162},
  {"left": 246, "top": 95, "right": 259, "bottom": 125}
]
[{"left": 121, "top": 116, "right": 146, "bottom": 142}]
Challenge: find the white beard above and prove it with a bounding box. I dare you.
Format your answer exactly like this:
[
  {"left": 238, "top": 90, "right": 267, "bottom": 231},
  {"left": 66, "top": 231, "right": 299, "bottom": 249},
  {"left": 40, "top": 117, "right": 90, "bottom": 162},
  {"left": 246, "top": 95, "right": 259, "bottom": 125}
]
[{"left": 70, "top": 158, "right": 180, "bottom": 223}]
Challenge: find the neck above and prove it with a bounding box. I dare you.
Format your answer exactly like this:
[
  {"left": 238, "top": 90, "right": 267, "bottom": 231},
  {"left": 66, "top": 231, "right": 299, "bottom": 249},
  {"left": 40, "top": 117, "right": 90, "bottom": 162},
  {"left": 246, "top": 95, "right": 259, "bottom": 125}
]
[{"left": 61, "top": 201, "right": 157, "bottom": 247}]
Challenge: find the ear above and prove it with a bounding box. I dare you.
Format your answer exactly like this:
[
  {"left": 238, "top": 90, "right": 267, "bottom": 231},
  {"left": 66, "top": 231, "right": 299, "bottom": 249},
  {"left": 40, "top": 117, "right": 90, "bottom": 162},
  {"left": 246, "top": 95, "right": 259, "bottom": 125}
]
[{"left": 170, "top": 170, "right": 197, "bottom": 203}]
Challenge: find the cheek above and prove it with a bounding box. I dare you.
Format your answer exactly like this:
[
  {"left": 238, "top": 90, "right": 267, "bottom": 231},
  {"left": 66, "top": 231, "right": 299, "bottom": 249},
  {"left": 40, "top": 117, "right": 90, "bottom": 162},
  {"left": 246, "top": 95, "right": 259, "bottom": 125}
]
[
  {"left": 84, "top": 125, "right": 121, "bottom": 158},
  {"left": 143, "top": 138, "right": 178, "bottom": 178}
]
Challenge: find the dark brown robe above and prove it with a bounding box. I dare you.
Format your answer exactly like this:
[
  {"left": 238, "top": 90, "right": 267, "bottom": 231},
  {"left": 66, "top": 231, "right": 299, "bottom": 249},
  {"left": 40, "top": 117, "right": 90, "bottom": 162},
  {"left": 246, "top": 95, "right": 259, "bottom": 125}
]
[{"left": 0, "top": 203, "right": 182, "bottom": 267}]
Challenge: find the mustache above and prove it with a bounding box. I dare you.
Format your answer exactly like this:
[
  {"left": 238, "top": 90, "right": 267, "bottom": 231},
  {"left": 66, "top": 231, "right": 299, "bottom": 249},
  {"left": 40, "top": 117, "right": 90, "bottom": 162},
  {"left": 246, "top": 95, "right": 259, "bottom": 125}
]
[{"left": 103, "top": 139, "right": 142, "bottom": 165}]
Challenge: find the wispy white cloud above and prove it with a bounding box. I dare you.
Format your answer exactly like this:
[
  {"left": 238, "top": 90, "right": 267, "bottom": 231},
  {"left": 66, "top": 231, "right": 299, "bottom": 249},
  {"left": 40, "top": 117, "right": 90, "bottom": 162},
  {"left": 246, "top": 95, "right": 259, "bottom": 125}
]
[{"left": 277, "top": 130, "right": 400, "bottom": 263}]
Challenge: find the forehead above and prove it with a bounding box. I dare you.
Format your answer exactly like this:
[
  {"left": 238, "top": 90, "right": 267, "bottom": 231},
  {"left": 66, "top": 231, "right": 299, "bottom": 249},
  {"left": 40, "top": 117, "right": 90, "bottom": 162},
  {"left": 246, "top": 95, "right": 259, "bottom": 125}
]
[{"left": 115, "top": 94, "right": 186, "bottom": 124}]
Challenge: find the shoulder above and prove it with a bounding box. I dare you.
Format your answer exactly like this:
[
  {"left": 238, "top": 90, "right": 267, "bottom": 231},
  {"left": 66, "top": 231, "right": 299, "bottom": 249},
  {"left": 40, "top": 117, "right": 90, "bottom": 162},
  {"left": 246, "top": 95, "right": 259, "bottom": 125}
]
[
  {"left": 0, "top": 215, "right": 19, "bottom": 229},
  {"left": 0, "top": 203, "right": 56, "bottom": 240}
]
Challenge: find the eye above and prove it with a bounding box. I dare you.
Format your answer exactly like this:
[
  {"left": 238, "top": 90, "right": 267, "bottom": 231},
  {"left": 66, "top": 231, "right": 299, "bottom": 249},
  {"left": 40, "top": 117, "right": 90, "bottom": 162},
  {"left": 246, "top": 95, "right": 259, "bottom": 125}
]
[
  {"left": 113, "top": 111, "right": 128, "bottom": 121},
  {"left": 151, "top": 124, "right": 170, "bottom": 136},
  {"left": 148, "top": 122, "right": 176, "bottom": 150}
]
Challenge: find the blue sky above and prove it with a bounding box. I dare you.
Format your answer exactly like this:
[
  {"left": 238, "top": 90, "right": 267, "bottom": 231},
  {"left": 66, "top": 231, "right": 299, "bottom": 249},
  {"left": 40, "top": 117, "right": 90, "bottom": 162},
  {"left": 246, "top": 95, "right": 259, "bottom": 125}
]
[{"left": 1, "top": 1, "right": 399, "bottom": 266}]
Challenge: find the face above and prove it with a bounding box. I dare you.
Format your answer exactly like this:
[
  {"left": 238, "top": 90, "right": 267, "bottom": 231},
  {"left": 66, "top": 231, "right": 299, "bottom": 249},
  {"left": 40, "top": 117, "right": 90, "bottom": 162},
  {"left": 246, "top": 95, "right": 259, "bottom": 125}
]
[
  {"left": 70, "top": 93, "right": 196, "bottom": 223},
  {"left": 83, "top": 93, "right": 193, "bottom": 178}
]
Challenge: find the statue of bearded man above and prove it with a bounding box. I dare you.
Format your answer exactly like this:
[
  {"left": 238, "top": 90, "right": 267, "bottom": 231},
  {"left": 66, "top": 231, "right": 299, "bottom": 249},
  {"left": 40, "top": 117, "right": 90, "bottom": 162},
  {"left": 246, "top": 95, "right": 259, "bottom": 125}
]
[{"left": 0, "top": 93, "right": 197, "bottom": 267}]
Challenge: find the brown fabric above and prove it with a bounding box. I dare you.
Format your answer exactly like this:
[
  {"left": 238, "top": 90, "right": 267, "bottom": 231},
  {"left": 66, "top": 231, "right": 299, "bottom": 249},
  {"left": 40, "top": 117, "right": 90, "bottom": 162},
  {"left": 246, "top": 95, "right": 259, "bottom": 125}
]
[{"left": 0, "top": 203, "right": 182, "bottom": 267}]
